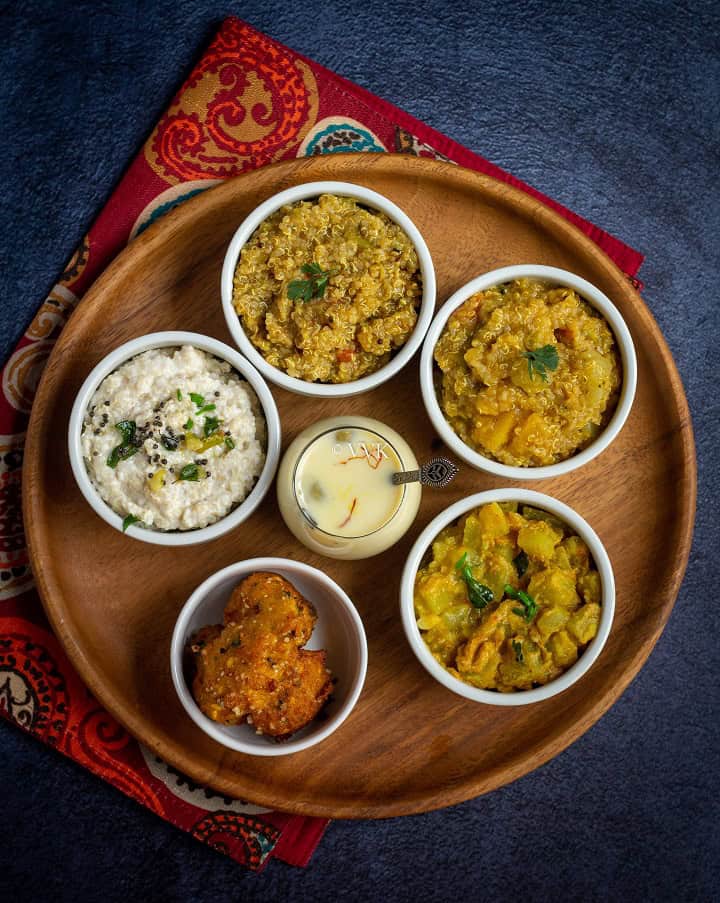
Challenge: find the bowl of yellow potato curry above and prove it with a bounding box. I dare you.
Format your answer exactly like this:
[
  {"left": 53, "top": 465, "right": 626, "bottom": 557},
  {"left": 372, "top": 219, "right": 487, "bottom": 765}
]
[
  {"left": 420, "top": 265, "right": 637, "bottom": 479},
  {"left": 400, "top": 490, "right": 614, "bottom": 704}
]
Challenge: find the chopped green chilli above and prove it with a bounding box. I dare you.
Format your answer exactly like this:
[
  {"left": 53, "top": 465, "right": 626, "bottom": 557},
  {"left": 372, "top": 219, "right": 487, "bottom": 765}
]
[
  {"left": 504, "top": 584, "right": 538, "bottom": 623},
  {"left": 122, "top": 514, "right": 141, "bottom": 532}
]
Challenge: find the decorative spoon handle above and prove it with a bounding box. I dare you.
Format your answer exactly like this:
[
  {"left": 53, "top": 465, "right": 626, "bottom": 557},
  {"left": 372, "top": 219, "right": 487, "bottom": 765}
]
[{"left": 392, "top": 456, "right": 459, "bottom": 488}]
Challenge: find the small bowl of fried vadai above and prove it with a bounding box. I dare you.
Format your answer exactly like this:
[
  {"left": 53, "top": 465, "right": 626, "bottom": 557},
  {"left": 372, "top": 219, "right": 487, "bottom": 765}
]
[{"left": 170, "top": 558, "right": 367, "bottom": 755}]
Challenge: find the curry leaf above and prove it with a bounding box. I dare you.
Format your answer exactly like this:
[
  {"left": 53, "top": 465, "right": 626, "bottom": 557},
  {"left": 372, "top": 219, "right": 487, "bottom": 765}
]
[{"left": 455, "top": 552, "right": 494, "bottom": 609}]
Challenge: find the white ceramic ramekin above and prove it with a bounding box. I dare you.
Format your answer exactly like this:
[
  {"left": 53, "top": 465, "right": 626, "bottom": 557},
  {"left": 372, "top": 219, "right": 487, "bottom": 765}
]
[
  {"left": 67, "top": 331, "right": 281, "bottom": 546},
  {"left": 420, "top": 264, "right": 638, "bottom": 480},
  {"left": 400, "top": 489, "right": 615, "bottom": 706},
  {"left": 170, "top": 558, "right": 368, "bottom": 755},
  {"left": 220, "top": 180, "right": 436, "bottom": 398}
]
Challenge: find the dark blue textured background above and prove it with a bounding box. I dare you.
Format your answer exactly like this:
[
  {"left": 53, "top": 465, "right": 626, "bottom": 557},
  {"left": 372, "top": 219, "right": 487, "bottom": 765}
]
[{"left": 2, "top": 1, "right": 718, "bottom": 899}]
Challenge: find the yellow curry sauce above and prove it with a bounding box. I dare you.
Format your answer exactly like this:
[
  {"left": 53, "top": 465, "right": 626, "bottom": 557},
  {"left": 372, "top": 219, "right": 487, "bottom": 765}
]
[
  {"left": 414, "top": 502, "right": 602, "bottom": 692},
  {"left": 232, "top": 194, "right": 422, "bottom": 383},
  {"left": 434, "top": 279, "right": 621, "bottom": 467}
]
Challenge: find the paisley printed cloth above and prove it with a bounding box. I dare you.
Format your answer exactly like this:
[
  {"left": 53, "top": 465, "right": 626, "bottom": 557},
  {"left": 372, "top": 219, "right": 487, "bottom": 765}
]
[{"left": 0, "top": 16, "right": 644, "bottom": 871}]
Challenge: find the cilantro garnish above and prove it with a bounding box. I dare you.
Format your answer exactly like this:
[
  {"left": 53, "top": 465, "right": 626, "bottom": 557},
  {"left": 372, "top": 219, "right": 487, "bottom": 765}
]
[
  {"left": 287, "top": 262, "right": 337, "bottom": 302},
  {"left": 521, "top": 344, "right": 559, "bottom": 382}
]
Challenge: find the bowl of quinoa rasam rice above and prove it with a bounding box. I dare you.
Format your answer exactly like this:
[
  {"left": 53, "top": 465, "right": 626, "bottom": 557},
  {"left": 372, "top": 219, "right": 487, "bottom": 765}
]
[
  {"left": 221, "top": 181, "right": 436, "bottom": 398},
  {"left": 420, "top": 265, "right": 637, "bottom": 479},
  {"left": 400, "top": 490, "right": 615, "bottom": 705}
]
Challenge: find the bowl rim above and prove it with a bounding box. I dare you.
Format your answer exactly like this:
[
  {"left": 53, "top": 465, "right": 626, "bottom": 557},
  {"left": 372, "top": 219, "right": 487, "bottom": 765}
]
[
  {"left": 220, "top": 179, "right": 437, "bottom": 398},
  {"left": 399, "top": 488, "right": 616, "bottom": 706},
  {"left": 419, "top": 263, "right": 638, "bottom": 480},
  {"left": 67, "top": 330, "right": 281, "bottom": 547},
  {"left": 170, "top": 557, "right": 369, "bottom": 755}
]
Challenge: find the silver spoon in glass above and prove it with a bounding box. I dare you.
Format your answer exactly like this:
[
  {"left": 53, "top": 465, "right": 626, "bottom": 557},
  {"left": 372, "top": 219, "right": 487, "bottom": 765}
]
[{"left": 392, "top": 456, "right": 459, "bottom": 488}]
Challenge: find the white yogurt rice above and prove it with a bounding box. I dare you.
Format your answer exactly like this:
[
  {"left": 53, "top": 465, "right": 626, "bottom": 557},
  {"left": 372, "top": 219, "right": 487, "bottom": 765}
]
[{"left": 81, "top": 345, "right": 267, "bottom": 531}]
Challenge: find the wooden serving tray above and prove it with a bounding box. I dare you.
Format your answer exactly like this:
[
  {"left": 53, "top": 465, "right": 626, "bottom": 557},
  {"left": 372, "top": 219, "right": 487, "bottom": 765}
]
[{"left": 24, "top": 155, "right": 695, "bottom": 818}]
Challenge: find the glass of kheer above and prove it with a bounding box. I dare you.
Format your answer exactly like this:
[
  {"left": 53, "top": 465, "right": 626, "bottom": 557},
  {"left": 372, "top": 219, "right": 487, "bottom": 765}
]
[{"left": 277, "top": 416, "right": 422, "bottom": 560}]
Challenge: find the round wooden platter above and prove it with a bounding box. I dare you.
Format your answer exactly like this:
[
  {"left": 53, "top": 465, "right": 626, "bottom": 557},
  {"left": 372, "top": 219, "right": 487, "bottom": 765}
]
[{"left": 23, "top": 154, "right": 695, "bottom": 819}]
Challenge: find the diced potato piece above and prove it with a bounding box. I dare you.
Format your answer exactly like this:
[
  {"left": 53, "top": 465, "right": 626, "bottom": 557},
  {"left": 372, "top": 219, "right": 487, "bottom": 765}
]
[
  {"left": 416, "top": 614, "right": 441, "bottom": 631},
  {"left": 464, "top": 348, "right": 494, "bottom": 383},
  {"left": 416, "top": 573, "right": 464, "bottom": 613},
  {"left": 567, "top": 603, "right": 601, "bottom": 645},
  {"left": 509, "top": 413, "right": 551, "bottom": 459},
  {"left": 476, "top": 502, "right": 508, "bottom": 540},
  {"left": 535, "top": 606, "right": 570, "bottom": 639},
  {"left": 475, "top": 410, "right": 516, "bottom": 453},
  {"left": 497, "top": 638, "right": 553, "bottom": 690},
  {"left": 509, "top": 357, "right": 546, "bottom": 394},
  {"left": 551, "top": 545, "right": 571, "bottom": 569},
  {"left": 523, "top": 640, "right": 557, "bottom": 685},
  {"left": 548, "top": 630, "right": 579, "bottom": 668},
  {"left": 495, "top": 540, "right": 517, "bottom": 564},
  {"left": 518, "top": 520, "right": 562, "bottom": 563},
  {"left": 583, "top": 353, "right": 615, "bottom": 409},
  {"left": 560, "top": 535, "right": 590, "bottom": 572},
  {"left": 442, "top": 604, "right": 474, "bottom": 631},
  {"left": 482, "top": 552, "right": 515, "bottom": 601},
  {"left": 470, "top": 600, "right": 520, "bottom": 644},
  {"left": 506, "top": 511, "right": 526, "bottom": 532},
  {"left": 461, "top": 514, "right": 485, "bottom": 549},
  {"left": 441, "top": 542, "right": 475, "bottom": 573},
  {"left": 528, "top": 568, "right": 580, "bottom": 609},
  {"left": 431, "top": 531, "right": 459, "bottom": 563},
  {"left": 496, "top": 660, "right": 533, "bottom": 691},
  {"left": 578, "top": 571, "right": 602, "bottom": 605}
]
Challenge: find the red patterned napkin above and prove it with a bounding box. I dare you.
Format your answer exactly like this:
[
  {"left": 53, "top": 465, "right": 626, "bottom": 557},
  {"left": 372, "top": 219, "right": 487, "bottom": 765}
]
[{"left": 0, "top": 16, "right": 644, "bottom": 871}]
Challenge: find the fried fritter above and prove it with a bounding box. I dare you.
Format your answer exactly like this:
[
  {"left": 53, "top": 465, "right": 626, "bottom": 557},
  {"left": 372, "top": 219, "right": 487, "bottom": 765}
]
[
  {"left": 224, "top": 571, "right": 316, "bottom": 646},
  {"left": 187, "top": 572, "right": 333, "bottom": 739}
]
